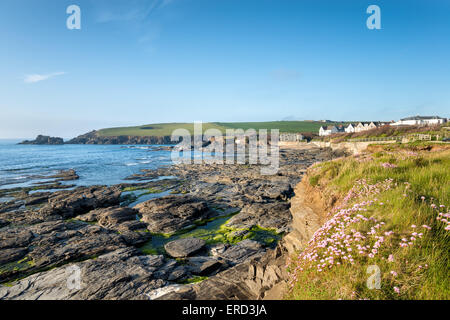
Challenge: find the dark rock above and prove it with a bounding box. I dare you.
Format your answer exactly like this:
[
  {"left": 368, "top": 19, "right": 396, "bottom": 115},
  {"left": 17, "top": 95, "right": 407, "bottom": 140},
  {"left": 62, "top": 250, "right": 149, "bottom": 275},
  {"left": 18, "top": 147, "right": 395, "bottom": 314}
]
[
  {"left": 0, "top": 221, "right": 127, "bottom": 283},
  {"left": 116, "top": 221, "right": 148, "bottom": 232},
  {"left": 28, "top": 220, "right": 67, "bottom": 235},
  {"left": 152, "top": 260, "right": 178, "bottom": 279},
  {"left": 136, "top": 195, "right": 210, "bottom": 234},
  {"left": 0, "top": 219, "right": 10, "bottom": 228},
  {"left": 29, "top": 224, "right": 125, "bottom": 269},
  {"left": 0, "top": 248, "right": 28, "bottom": 264},
  {"left": 119, "top": 231, "right": 152, "bottom": 246},
  {"left": 0, "top": 248, "right": 169, "bottom": 300},
  {"left": 0, "top": 201, "right": 23, "bottom": 214},
  {"left": 0, "top": 229, "right": 34, "bottom": 250},
  {"left": 164, "top": 238, "right": 206, "bottom": 258},
  {"left": 167, "top": 266, "right": 188, "bottom": 281},
  {"left": 95, "top": 206, "right": 137, "bottom": 227},
  {"left": 39, "top": 186, "right": 122, "bottom": 219},
  {"left": 216, "top": 240, "right": 264, "bottom": 265},
  {"left": 226, "top": 202, "right": 292, "bottom": 233},
  {"left": 209, "top": 243, "right": 228, "bottom": 257},
  {"left": 186, "top": 256, "right": 222, "bottom": 276},
  {"left": 44, "top": 169, "right": 79, "bottom": 181},
  {"left": 19, "top": 135, "right": 64, "bottom": 145},
  {"left": 25, "top": 193, "right": 50, "bottom": 206}
]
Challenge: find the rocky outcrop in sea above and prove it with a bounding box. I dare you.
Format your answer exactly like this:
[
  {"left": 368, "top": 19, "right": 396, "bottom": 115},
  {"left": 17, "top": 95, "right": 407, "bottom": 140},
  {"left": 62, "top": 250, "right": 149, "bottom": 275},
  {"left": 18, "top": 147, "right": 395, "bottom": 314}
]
[{"left": 19, "top": 135, "right": 64, "bottom": 145}]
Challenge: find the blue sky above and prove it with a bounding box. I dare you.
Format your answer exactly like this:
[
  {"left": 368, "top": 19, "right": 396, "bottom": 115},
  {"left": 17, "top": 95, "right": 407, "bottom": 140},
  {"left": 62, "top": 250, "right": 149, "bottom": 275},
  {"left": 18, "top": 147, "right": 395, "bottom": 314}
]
[{"left": 0, "top": 0, "right": 449, "bottom": 139}]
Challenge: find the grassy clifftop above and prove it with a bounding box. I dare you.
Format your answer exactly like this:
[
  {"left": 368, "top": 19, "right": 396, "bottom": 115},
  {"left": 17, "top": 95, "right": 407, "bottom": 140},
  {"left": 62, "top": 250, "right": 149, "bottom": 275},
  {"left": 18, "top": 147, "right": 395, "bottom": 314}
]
[
  {"left": 287, "top": 143, "right": 449, "bottom": 299},
  {"left": 96, "top": 121, "right": 347, "bottom": 137}
]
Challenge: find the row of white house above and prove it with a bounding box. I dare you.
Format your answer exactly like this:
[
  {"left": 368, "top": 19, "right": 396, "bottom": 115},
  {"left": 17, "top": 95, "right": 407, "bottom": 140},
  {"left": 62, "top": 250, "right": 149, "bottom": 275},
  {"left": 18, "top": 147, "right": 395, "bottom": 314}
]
[
  {"left": 319, "top": 116, "right": 447, "bottom": 136},
  {"left": 319, "top": 122, "right": 388, "bottom": 136}
]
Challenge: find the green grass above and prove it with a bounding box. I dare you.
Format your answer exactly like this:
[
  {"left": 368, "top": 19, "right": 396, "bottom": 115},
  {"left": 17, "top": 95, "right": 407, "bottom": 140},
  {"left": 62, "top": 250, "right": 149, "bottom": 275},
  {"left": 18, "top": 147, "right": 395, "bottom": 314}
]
[
  {"left": 215, "top": 121, "right": 348, "bottom": 134},
  {"left": 96, "top": 121, "right": 348, "bottom": 137},
  {"left": 288, "top": 144, "right": 450, "bottom": 300},
  {"left": 98, "top": 123, "right": 229, "bottom": 137},
  {"left": 180, "top": 276, "right": 209, "bottom": 284}
]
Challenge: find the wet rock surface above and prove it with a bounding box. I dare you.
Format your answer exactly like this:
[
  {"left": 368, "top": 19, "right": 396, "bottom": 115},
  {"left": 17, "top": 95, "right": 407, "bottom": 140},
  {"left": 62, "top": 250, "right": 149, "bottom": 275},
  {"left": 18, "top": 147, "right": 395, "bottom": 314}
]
[
  {"left": 137, "top": 196, "right": 211, "bottom": 234},
  {"left": 38, "top": 186, "right": 122, "bottom": 219},
  {"left": 0, "top": 145, "right": 347, "bottom": 300},
  {"left": 164, "top": 238, "right": 206, "bottom": 258}
]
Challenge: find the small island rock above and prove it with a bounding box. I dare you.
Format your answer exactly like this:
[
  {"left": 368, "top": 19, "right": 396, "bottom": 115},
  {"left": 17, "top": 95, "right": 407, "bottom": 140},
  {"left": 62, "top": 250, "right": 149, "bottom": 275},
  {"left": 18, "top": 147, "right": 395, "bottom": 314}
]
[{"left": 19, "top": 135, "right": 64, "bottom": 145}]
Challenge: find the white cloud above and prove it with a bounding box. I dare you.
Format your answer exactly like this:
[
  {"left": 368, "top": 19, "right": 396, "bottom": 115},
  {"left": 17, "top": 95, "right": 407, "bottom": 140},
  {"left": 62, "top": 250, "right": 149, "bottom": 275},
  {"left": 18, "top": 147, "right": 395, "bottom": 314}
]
[{"left": 24, "top": 72, "right": 66, "bottom": 84}]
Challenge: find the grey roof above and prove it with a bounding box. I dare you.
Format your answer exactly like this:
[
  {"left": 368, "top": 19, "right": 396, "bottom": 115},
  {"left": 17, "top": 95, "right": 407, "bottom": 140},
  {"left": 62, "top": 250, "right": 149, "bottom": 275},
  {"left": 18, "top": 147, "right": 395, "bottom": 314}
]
[
  {"left": 401, "top": 116, "right": 444, "bottom": 121},
  {"left": 320, "top": 126, "right": 337, "bottom": 130}
]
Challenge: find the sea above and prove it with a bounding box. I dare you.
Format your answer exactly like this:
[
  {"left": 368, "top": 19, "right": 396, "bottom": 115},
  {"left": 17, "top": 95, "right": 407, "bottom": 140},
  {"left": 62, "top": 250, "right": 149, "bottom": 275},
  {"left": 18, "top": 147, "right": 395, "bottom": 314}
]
[{"left": 0, "top": 139, "right": 175, "bottom": 193}]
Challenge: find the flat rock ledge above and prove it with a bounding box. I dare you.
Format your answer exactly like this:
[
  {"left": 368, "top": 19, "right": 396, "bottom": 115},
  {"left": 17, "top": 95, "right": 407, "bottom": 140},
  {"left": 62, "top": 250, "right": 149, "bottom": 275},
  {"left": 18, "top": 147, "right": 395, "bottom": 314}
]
[{"left": 164, "top": 238, "right": 206, "bottom": 258}]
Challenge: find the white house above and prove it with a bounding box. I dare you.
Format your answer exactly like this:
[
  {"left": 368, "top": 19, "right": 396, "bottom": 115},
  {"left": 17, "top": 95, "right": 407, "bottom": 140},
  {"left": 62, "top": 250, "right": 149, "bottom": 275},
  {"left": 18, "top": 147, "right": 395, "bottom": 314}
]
[
  {"left": 345, "top": 123, "right": 356, "bottom": 133},
  {"left": 319, "top": 126, "right": 338, "bottom": 136},
  {"left": 354, "top": 122, "right": 385, "bottom": 132},
  {"left": 392, "top": 116, "right": 447, "bottom": 126}
]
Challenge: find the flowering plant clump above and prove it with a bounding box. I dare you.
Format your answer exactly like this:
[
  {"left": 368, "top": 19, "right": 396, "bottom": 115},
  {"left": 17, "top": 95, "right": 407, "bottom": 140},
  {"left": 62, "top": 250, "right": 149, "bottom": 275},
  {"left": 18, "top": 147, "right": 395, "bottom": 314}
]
[
  {"left": 385, "top": 150, "right": 419, "bottom": 160},
  {"left": 288, "top": 178, "right": 446, "bottom": 299},
  {"left": 381, "top": 162, "right": 398, "bottom": 169},
  {"left": 287, "top": 147, "right": 450, "bottom": 300},
  {"left": 331, "top": 178, "right": 394, "bottom": 215},
  {"left": 288, "top": 199, "right": 391, "bottom": 278}
]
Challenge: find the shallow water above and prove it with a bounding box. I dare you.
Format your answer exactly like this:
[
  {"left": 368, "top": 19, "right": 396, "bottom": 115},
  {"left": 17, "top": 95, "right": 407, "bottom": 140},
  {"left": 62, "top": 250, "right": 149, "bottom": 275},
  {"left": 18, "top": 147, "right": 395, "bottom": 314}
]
[
  {"left": 122, "top": 189, "right": 174, "bottom": 207},
  {"left": 0, "top": 141, "right": 174, "bottom": 190}
]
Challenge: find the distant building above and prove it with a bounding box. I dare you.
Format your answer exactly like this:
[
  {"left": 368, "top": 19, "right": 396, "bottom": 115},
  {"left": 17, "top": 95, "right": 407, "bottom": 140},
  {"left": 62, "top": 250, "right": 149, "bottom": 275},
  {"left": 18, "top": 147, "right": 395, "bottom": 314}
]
[
  {"left": 320, "top": 121, "right": 388, "bottom": 136},
  {"left": 391, "top": 116, "right": 447, "bottom": 126},
  {"left": 345, "top": 123, "right": 356, "bottom": 133},
  {"left": 279, "top": 133, "right": 304, "bottom": 142},
  {"left": 319, "top": 126, "right": 339, "bottom": 136},
  {"left": 355, "top": 122, "right": 371, "bottom": 132},
  {"left": 353, "top": 122, "right": 386, "bottom": 132}
]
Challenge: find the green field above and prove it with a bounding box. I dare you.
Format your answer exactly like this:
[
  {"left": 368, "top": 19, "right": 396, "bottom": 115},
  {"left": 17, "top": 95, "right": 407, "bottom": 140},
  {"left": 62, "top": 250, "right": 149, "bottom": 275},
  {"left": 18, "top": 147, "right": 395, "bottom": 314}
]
[{"left": 97, "top": 121, "right": 347, "bottom": 137}]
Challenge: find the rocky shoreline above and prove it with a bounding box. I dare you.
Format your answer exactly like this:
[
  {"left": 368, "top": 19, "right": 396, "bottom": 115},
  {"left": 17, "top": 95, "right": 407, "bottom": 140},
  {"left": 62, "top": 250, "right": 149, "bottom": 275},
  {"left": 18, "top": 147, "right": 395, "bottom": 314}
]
[{"left": 0, "top": 145, "right": 347, "bottom": 300}]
